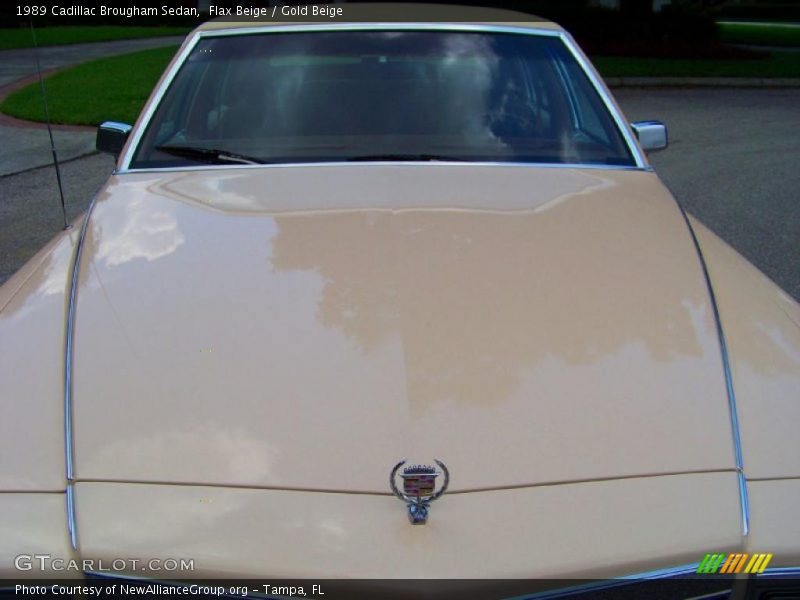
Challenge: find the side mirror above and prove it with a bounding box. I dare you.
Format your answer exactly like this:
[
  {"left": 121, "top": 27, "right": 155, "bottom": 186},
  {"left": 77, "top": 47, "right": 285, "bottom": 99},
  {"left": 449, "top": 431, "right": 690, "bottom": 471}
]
[
  {"left": 631, "top": 120, "right": 668, "bottom": 152},
  {"left": 96, "top": 121, "right": 132, "bottom": 156}
]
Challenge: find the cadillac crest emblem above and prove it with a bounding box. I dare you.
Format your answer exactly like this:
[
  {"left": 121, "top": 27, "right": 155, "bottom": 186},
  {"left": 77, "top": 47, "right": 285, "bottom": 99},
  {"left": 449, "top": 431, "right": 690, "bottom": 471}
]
[{"left": 390, "top": 460, "right": 449, "bottom": 524}]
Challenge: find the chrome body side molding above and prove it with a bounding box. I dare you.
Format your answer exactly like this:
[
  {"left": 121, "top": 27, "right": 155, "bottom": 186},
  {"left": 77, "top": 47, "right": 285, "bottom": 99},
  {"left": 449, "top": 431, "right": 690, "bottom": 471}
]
[
  {"left": 507, "top": 564, "right": 728, "bottom": 600},
  {"left": 87, "top": 562, "right": 741, "bottom": 600},
  {"left": 758, "top": 567, "right": 800, "bottom": 577}
]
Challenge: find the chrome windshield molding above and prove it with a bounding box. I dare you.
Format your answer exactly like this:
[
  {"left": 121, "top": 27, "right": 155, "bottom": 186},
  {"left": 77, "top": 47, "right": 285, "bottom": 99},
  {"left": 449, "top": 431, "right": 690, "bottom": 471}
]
[
  {"left": 196, "top": 22, "right": 564, "bottom": 38},
  {"left": 558, "top": 32, "right": 647, "bottom": 169},
  {"left": 118, "top": 161, "right": 652, "bottom": 175},
  {"left": 118, "top": 34, "right": 200, "bottom": 169},
  {"left": 120, "top": 23, "right": 643, "bottom": 171},
  {"left": 676, "top": 203, "right": 749, "bottom": 536},
  {"left": 66, "top": 483, "right": 77, "bottom": 550}
]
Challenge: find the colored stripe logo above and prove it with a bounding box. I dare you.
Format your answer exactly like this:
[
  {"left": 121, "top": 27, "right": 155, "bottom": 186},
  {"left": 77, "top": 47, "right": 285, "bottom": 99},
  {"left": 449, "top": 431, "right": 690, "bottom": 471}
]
[{"left": 696, "top": 553, "right": 773, "bottom": 574}]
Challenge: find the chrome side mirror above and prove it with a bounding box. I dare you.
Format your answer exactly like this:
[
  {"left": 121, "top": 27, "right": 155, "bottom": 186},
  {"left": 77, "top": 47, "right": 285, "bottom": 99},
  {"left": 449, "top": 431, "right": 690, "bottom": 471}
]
[
  {"left": 96, "top": 121, "right": 132, "bottom": 156},
  {"left": 631, "top": 120, "right": 668, "bottom": 152}
]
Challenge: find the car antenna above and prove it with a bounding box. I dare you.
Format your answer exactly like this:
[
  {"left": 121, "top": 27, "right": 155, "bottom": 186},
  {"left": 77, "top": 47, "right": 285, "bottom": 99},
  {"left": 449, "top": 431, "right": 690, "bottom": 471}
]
[{"left": 29, "top": 16, "right": 70, "bottom": 230}]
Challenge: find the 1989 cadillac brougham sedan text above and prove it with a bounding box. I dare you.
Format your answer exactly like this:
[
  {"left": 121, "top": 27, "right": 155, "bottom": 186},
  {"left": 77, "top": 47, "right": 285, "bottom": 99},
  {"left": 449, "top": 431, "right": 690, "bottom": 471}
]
[{"left": 1, "top": 5, "right": 798, "bottom": 597}]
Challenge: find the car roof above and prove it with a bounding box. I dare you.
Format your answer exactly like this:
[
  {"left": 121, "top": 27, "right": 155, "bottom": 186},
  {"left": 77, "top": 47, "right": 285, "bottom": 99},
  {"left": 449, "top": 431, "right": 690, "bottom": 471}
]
[{"left": 194, "top": 3, "right": 562, "bottom": 34}]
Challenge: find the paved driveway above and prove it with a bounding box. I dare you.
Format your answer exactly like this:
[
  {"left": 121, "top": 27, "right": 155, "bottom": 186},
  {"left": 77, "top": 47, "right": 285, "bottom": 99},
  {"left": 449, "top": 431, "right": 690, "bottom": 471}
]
[
  {"left": 0, "top": 37, "right": 186, "bottom": 88},
  {"left": 0, "top": 36, "right": 184, "bottom": 176},
  {"left": 1, "top": 87, "right": 798, "bottom": 302}
]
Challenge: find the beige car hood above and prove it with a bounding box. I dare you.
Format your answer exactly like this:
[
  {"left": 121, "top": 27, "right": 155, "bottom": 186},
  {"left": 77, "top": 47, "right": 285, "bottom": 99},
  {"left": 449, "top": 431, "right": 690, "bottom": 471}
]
[{"left": 72, "top": 165, "right": 737, "bottom": 493}]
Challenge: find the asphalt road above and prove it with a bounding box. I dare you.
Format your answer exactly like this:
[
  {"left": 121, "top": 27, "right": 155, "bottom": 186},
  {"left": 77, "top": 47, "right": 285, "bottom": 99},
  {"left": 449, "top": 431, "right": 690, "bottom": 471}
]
[
  {"left": 0, "top": 87, "right": 798, "bottom": 301},
  {"left": 617, "top": 87, "right": 800, "bottom": 301},
  {"left": 0, "top": 152, "right": 114, "bottom": 283}
]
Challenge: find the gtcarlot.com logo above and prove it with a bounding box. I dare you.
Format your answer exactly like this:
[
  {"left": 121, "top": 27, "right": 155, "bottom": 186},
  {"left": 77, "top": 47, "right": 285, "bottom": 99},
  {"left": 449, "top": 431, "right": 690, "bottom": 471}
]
[{"left": 14, "top": 554, "right": 194, "bottom": 572}]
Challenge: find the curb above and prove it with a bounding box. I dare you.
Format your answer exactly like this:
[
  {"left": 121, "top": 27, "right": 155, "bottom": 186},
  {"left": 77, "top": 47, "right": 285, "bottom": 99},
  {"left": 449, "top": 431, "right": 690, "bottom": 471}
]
[
  {"left": 606, "top": 76, "right": 800, "bottom": 88},
  {"left": 0, "top": 149, "right": 101, "bottom": 180}
]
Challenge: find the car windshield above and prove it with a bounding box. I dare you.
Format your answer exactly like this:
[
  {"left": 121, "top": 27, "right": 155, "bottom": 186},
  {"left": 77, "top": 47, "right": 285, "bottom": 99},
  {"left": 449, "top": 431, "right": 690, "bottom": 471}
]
[{"left": 130, "top": 30, "right": 635, "bottom": 168}]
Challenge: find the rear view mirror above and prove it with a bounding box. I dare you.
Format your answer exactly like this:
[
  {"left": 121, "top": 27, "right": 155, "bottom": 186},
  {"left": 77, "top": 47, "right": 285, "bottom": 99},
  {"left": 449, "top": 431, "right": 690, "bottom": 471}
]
[
  {"left": 96, "top": 121, "right": 132, "bottom": 156},
  {"left": 631, "top": 121, "right": 668, "bottom": 152}
]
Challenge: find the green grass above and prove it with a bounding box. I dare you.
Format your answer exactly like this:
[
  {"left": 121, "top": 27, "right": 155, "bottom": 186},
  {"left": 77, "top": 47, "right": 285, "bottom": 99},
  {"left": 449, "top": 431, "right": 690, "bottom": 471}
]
[
  {"left": 594, "top": 51, "right": 800, "bottom": 78},
  {"left": 3, "top": 45, "right": 799, "bottom": 128},
  {"left": 0, "top": 46, "right": 178, "bottom": 126},
  {"left": 718, "top": 21, "right": 800, "bottom": 47},
  {"left": 0, "top": 26, "right": 189, "bottom": 50}
]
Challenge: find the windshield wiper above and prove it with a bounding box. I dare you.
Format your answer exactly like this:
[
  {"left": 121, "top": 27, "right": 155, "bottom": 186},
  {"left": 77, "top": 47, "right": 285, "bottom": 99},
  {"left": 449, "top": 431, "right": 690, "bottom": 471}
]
[
  {"left": 344, "top": 153, "right": 468, "bottom": 163},
  {"left": 155, "top": 145, "right": 265, "bottom": 165}
]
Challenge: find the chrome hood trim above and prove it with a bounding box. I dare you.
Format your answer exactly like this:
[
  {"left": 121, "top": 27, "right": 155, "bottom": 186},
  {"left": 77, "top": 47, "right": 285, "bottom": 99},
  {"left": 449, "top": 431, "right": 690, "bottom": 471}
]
[
  {"left": 677, "top": 203, "right": 749, "bottom": 536},
  {"left": 64, "top": 194, "right": 99, "bottom": 550}
]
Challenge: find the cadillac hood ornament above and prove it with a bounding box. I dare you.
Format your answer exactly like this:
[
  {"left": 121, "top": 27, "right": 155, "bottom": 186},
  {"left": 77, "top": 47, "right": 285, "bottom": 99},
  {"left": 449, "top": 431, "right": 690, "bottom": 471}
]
[{"left": 390, "top": 460, "right": 449, "bottom": 524}]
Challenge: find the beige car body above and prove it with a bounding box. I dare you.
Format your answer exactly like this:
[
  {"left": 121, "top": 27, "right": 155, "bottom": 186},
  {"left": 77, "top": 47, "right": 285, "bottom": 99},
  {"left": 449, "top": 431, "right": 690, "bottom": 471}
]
[{"left": 1, "top": 8, "right": 798, "bottom": 587}]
